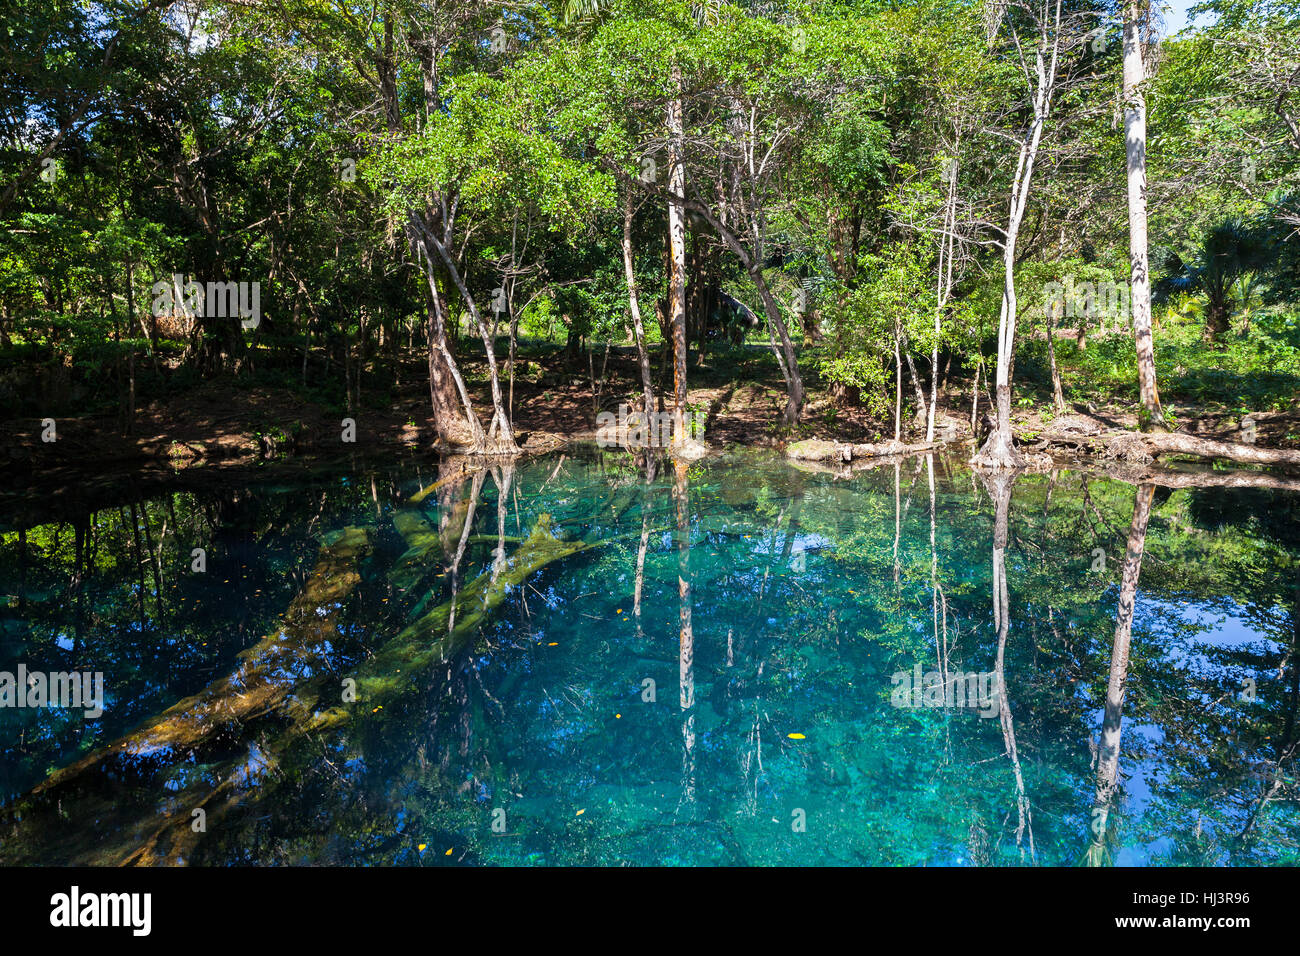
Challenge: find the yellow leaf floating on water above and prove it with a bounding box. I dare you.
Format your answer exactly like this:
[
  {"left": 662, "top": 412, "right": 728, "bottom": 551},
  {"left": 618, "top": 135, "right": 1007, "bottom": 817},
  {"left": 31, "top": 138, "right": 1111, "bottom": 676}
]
[
  {"left": 788, "top": 733, "right": 806, "bottom": 739},
  {"left": 445, "top": 848, "right": 453, "bottom": 856},
  {"left": 576, "top": 809, "right": 585, "bottom": 816},
  {"left": 418, "top": 844, "right": 426, "bottom": 852}
]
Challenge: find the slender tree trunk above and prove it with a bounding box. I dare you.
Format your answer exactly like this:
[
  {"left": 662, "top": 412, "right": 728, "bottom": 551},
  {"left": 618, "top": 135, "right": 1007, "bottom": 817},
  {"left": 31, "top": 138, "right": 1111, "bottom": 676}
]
[
  {"left": 904, "top": 345, "right": 929, "bottom": 431},
  {"left": 894, "top": 322, "right": 903, "bottom": 443},
  {"left": 1047, "top": 299, "right": 1066, "bottom": 413},
  {"left": 975, "top": 9, "right": 1061, "bottom": 469},
  {"left": 689, "top": 200, "right": 804, "bottom": 425},
  {"left": 1085, "top": 483, "right": 1155, "bottom": 864},
  {"left": 666, "top": 66, "right": 691, "bottom": 449},
  {"left": 1123, "top": 0, "right": 1164, "bottom": 430},
  {"left": 622, "top": 189, "right": 656, "bottom": 421},
  {"left": 929, "top": 149, "right": 959, "bottom": 442}
]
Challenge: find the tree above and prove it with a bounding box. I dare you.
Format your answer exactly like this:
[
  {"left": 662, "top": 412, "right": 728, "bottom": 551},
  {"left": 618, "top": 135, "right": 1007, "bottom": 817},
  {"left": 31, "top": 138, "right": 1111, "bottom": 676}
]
[
  {"left": 1122, "top": 0, "right": 1165, "bottom": 429},
  {"left": 974, "top": 0, "right": 1067, "bottom": 469}
]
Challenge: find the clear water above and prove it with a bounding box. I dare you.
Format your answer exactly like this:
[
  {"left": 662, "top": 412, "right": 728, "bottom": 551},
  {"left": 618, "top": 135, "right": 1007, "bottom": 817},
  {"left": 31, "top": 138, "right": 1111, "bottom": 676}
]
[{"left": 1, "top": 447, "right": 1298, "bottom": 866}]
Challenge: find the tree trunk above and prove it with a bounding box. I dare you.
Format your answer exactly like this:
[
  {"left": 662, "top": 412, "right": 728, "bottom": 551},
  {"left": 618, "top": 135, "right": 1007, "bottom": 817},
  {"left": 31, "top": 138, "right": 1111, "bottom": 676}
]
[
  {"left": 666, "top": 67, "right": 691, "bottom": 449},
  {"left": 410, "top": 219, "right": 485, "bottom": 451},
  {"left": 904, "top": 345, "right": 929, "bottom": 431},
  {"left": 622, "top": 190, "right": 656, "bottom": 421},
  {"left": 1047, "top": 299, "right": 1066, "bottom": 413},
  {"left": 1084, "top": 483, "right": 1154, "bottom": 865},
  {"left": 929, "top": 148, "right": 959, "bottom": 442},
  {"left": 975, "top": 9, "right": 1061, "bottom": 469},
  {"left": 894, "top": 323, "right": 903, "bottom": 443},
  {"left": 414, "top": 214, "right": 517, "bottom": 455},
  {"left": 1203, "top": 300, "right": 1232, "bottom": 342},
  {"left": 687, "top": 200, "right": 804, "bottom": 425},
  {"left": 1123, "top": 0, "right": 1164, "bottom": 430}
]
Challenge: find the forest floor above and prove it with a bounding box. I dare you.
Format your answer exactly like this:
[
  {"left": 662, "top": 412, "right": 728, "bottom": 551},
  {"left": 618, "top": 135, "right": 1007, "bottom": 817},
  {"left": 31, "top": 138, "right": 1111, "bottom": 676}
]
[{"left": 4, "top": 339, "right": 1300, "bottom": 489}]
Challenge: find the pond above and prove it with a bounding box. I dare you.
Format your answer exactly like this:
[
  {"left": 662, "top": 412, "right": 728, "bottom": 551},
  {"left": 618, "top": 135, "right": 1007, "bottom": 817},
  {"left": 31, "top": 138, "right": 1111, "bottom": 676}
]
[{"left": 1, "top": 447, "right": 1298, "bottom": 866}]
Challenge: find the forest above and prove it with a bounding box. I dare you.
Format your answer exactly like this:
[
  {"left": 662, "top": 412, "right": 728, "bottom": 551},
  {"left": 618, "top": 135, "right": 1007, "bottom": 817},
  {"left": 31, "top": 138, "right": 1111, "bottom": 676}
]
[{"left": 2, "top": 0, "right": 1297, "bottom": 467}]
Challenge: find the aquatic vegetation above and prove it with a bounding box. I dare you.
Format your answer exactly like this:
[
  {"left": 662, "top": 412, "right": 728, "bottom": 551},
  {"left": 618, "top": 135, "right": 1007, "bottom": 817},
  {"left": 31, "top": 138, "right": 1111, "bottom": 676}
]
[{"left": 0, "top": 448, "right": 1298, "bottom": 866}]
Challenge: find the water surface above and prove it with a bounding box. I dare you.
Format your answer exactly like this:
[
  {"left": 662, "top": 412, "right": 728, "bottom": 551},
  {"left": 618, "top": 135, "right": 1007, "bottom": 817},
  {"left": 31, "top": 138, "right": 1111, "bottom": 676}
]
[{"left": 1, "top": 448, "right": 1297, "bottom": 866}]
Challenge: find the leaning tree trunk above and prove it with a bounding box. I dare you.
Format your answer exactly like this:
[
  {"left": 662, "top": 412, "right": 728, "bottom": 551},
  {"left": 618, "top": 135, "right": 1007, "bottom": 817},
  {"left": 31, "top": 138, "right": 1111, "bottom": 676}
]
[
  {"left": 686, "top": 199, "right": 804, "bottom": 425},
  {"left": 1123, "top": 0, "right": 1164, "bottom": 430}
]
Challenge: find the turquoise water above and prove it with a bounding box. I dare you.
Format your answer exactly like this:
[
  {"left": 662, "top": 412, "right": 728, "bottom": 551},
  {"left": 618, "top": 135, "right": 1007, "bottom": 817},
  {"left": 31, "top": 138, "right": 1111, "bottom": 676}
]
[{"left": 1, "top": 448, "right": 1298, "bottom": 865}]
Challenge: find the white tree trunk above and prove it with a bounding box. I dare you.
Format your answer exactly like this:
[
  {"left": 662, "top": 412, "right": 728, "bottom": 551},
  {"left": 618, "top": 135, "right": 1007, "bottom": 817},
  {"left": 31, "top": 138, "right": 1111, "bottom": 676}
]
[
  {"left": 1123, "top": 0, "right": 1164, "bottom": 428},
  {"left": 974, "top": 3, "right": 1062, "bottom": 469},
  {"left": 666, "top": 66, "right": 690, "bottom": 449}
]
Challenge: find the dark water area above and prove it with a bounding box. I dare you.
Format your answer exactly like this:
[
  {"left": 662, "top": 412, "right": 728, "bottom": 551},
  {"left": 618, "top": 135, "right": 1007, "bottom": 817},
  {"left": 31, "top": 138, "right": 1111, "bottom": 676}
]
[{"left": 1, "top": 447, "right": 1298, "bottom": 866}]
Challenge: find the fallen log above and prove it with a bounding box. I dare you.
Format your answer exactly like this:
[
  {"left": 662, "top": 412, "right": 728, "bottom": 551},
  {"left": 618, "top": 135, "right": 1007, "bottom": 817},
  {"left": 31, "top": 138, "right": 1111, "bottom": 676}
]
[
  {"left": 0, "top": 513, "right": 594, "bottom": 865},
  {"left": 26, "top": 526, "right": 372, "bottom": 799},
  {"left": 786, "top": 438, "right": 941, "bottom": 463},
  {"left": 1137, "top": 431, "right": 1300, "bottom": 467},
  {"left": 1033, "top": 427, "right": 1300, "bottom": 468}
]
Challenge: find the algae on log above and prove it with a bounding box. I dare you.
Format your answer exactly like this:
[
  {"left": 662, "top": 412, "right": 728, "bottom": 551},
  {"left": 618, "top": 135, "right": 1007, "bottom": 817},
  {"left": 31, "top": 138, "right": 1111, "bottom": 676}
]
[
  {"left": 0, "top": 527, "right": 372, "bottom": 865},
  {"left": 0, "top": 514, "right": 592, "bottom": 865},
  {"left": 30, "top": 527, "right": 372, "bottom": 797},
  {"left": 306, "top": 515, "right": 593, "bottom": 732},
  {"left": 148, "top": 514, "right": 595, "bottom": 865}
]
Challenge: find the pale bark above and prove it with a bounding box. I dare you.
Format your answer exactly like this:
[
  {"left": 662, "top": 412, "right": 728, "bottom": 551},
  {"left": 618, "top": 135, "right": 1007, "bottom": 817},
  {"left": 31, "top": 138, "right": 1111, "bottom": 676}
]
[
  {"left": 1047, "top": 298, "right": 1066, "bottom": 413},
  {"left": 975, "top": 0, "right": 1063, "bottom": 469},
  {"left": 666, "top": 66, "right": 691, "bottom": 449},
  {"left": 894, "top": 323, "right": 903, "bottom": 443},
  {"left": 622, "top": 189, "right": 657, "bottom": 421},
  {"left": 1085, "top": 483, "right": 1154, "bottom": 864},
  {"left": 929, "top": 149, "right": 960, "bottom": 442},
  {"left": 904, "top": 344, "right": 929, "bottom": 430},
  {"left": 1123, "top": 0, "right": 1164, "bottom": 429}
]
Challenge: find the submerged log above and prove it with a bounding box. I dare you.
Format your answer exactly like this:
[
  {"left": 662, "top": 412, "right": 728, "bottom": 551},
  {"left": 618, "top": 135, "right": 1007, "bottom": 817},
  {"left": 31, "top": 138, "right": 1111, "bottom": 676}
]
[
  {"left": 27, "top": 527, "right": 373, "bottom": 799},
  {"left": 305, "top": 515, "right": 594, "bottom": 733},
  {"left": 0, "top": 513, "right": 593, "bottom": 865}
]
